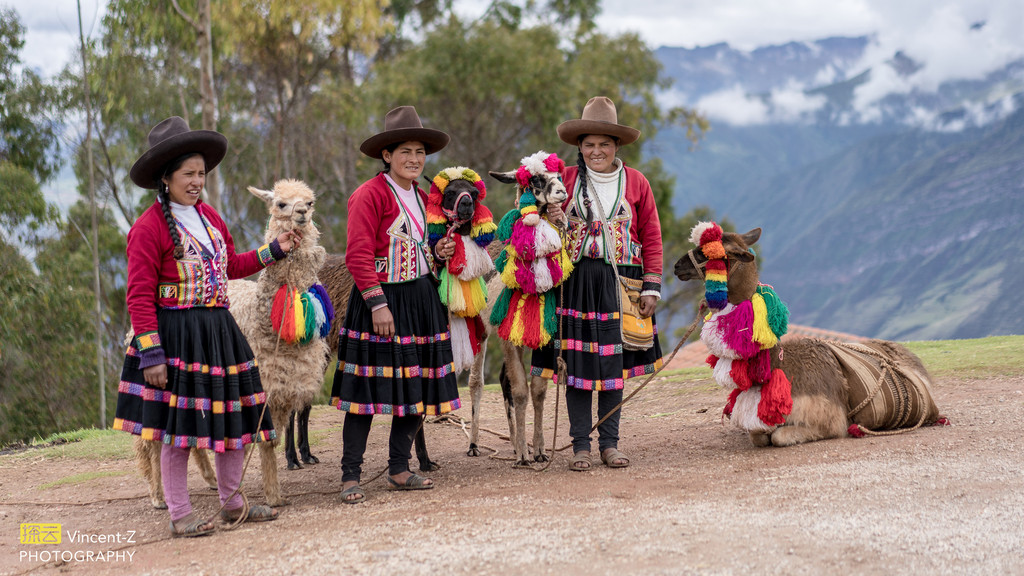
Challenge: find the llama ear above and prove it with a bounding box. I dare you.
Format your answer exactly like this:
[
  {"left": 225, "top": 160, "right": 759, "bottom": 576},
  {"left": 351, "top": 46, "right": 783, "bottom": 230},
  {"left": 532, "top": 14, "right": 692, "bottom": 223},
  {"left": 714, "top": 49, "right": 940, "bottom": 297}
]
[
  {"left": 740, "top": 227, "right": 761, "bottom": 247},
  {"left": 489, "top": 170, "right": 517, "bottom": 184},
  {"left": 247, "top": 186, "right": 275, "bottom": 204},
  {"left": 732, "top": 249, "right": 756, "bottom": 263}
]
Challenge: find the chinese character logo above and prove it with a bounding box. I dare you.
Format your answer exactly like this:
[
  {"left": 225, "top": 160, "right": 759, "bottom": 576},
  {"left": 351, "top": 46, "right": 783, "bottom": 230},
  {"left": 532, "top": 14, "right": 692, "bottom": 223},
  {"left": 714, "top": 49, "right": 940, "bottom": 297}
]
[{"left": 20, "top": 524, "right": 61, "bottom": 545}]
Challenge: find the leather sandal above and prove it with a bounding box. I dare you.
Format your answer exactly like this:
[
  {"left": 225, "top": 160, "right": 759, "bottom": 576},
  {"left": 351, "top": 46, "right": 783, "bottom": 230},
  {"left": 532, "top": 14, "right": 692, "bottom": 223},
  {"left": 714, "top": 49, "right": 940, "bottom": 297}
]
[
  {"left": 220, "top": 504, "right": 278, "bottom": 523},
  {"left": 340, "top": 484, "right": 366, "bottom": 504},
  {"left": 169, "top": 513, "right": 215, "bottom": 538},
  {"left": 387, "top": 473, "right": 434, "bottom": 490},
  {"left": 601, "top": 447, "right": 630, "bottom": 468},
  {"left": 569, "top": 451, "right": 591, "bottom": 472}
]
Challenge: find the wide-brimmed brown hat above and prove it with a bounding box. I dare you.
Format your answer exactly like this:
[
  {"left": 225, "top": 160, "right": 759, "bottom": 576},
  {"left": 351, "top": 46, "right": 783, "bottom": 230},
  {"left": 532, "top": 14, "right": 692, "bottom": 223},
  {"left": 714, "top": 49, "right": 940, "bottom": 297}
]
[
  {"left": 130, "top": 116, "right": 227, "bottom": 189},
  {"left": 359, "top": 106, "right": 450, "bottom": 159},
  {"left": 557, "top": 96, "right": 641, "bottom": 146}
]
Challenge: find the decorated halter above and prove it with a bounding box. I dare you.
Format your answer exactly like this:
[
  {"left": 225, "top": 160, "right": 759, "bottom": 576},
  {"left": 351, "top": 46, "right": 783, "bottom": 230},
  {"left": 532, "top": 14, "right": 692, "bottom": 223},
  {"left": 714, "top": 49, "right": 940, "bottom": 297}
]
[
  {"left": 512, "top": 152, "right": 565, "bottom": 227},
  {"left": 690, "top": 221, "right": 728, "bottom": 310},
  {"left": 427, "top": 167, "right": 495, "bottom": 248}
]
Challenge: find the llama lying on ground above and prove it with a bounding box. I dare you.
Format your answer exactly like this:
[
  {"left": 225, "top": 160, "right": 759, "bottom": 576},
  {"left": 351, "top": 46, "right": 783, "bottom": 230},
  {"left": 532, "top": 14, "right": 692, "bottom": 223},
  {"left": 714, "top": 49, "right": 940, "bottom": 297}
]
[
  {"left": 673, "top": 222, "right": 945, "bottom": 447},
  {"left": 227, "top": 180, "right": 332, "bottom": 505}
]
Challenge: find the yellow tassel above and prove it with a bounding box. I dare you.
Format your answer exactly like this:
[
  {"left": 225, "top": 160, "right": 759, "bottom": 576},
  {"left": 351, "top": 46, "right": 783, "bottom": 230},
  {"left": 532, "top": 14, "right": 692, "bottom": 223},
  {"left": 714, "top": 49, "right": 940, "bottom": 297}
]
[
  {"left": 293, "top": 290, "right": 306, "bottom": 340},
  {"left": 509, "top": 296, "right": 527, "bottom": 346},
  {"left": 465, "top": 277, "right": 488, "bottom": 317},
  {"left": 501, "top": 256, "right": 520, "bottom": 289},
  {"left": 751, "top": 292, "right": 778, "bottom": 350}
]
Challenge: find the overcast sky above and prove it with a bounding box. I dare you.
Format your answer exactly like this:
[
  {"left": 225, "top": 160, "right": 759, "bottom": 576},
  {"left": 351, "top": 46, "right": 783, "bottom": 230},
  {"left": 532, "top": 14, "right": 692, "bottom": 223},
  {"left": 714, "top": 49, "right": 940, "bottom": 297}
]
[{"left": 8, "top": 0, "right": 1023, "bottom": 84}]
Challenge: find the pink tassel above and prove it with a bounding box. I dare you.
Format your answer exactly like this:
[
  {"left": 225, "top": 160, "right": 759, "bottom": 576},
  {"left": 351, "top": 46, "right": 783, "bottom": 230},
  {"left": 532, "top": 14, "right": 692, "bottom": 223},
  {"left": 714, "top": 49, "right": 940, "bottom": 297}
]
[
  {"left": 750, "top": 349, "right": 772, "bottom": 383},
  {"left": 516, "top": 262, "right": 537, "bottom": 294},
  {"left": 716, "top": 300, "right": 761, "bottom": 358},
  {"left": 545, "top": 257, "right": 563, "bottom": 286},
  {"left": 510, "top": 221, "right": 537, "bottom": 261},
  {"left": 847, "top": 424, "right": 866, "bottom": 438},
  {"left": 757, "top": 368, "right": 792, "bottom": 426}
]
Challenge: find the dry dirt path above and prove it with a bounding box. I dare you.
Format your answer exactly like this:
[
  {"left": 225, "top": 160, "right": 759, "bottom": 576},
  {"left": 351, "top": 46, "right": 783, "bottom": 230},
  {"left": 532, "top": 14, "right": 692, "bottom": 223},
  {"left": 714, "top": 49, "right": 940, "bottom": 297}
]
[{"left": 1, "top": 373, "right": 1022, "bottom": 575}]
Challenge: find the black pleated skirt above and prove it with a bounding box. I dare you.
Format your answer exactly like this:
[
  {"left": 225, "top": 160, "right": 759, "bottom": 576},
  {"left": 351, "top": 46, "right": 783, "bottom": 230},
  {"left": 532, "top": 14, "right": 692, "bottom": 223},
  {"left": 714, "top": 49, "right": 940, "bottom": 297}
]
[
  {"left": 113, "top": 307, "right": 275, "bottom": 451},
  {"left": 331, "top": 276, "right": 460, "bottom": 416},
  {"left": 531, "top": 258, "right": 663, "bottom": 390}
]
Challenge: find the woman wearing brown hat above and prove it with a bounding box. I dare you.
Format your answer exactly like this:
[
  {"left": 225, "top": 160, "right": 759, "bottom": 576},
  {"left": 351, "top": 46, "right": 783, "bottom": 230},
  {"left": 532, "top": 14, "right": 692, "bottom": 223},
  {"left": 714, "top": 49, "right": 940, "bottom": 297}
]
[
  {"left": 532, "top": 97, "right": 665, "bottom": 471},
  {"left": 113, "top": 117, "right": 301, "bottom": 536},
  {"left": 330, "top": 106, "right": 460, "bottom": 504}
]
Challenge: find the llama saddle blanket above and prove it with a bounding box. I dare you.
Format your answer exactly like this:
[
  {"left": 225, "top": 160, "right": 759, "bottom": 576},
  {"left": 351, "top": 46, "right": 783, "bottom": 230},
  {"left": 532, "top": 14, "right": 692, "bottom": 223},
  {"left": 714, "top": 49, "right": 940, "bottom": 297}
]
[{"left": 825, "top": 342, "right": 940, "bottom": 431}]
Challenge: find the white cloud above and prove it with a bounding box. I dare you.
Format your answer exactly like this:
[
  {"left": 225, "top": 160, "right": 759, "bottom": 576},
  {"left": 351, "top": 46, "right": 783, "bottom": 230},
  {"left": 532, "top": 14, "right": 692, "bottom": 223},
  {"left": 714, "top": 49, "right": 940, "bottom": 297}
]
[
  {"left": 5, "top": 0, "right": 106, "bottom": 78},
  {"left": 695, "top": 86, "right": 769, "bottom": 125}
]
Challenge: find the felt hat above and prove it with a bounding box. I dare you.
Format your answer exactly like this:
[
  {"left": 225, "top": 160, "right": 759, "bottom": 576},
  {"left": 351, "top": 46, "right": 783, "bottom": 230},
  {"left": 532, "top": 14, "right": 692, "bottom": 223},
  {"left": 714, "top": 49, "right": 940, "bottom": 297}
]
[
  {"left": 129, "top": 116, "right": 228, "bottom": 189},
  {"left": 557, "top": 96, "right": 640, "bottom": 146},
  {"left": 359, "top": 106, "right": 450, "bottom": 159}
]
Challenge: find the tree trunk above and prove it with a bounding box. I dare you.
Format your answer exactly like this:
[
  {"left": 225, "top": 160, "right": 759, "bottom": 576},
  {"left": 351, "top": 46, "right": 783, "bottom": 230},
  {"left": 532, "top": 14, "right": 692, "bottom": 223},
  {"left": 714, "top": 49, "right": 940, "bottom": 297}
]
[{"left": 197, "top": 0, "right": 222, "bottom": 212}]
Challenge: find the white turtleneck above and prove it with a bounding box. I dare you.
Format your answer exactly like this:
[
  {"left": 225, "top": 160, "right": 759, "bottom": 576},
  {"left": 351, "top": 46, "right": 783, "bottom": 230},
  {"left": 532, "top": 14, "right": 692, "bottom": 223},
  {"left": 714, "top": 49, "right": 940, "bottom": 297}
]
[{"left": 169, "top": 200, "right": 214, "bottom": 254}]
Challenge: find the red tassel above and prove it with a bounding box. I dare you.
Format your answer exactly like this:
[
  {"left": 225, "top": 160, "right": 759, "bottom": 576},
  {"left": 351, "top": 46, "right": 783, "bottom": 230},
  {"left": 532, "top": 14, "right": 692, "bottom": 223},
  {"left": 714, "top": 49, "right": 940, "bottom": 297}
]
[
  {"left": 932, "top": 416, "right": 951, "bottom": 427},
  {"left": 847, "top": 424, "right": 866, "bottom": 438},
  {"left": 757, "top": 368, "right": 792, "bottom": 426},
  {"left": 750, "top": 349, "right": 772, "bottom": 383},
  {"left": 730, "top": 358, "right": 752, "bottom": 390},
  {"left": 271, "top": 285, "right": 298, "bottom": 342},
  {"left": 448, "top": 235, "right": 467, "bottom": 275},
  {"left": 723, "top": 388, "right": 741, "bottom": 417},
  {"left": 520, "top": 293, "right": 543, "bottom": 349},
  {"left": 706, "top": 354, "right": 719, "bottom": 368}
]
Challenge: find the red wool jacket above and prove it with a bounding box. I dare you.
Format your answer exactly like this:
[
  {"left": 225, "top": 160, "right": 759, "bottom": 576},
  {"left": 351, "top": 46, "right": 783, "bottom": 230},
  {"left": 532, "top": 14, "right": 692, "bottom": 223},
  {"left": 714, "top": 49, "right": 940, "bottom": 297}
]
[
  {"left": 561, "top": 164, "right": 664, "bottom": 295},
  {"left": 345, "top": 173, "right": 435, "bottom": 309},
  {"left": 126, "top": 199, "right": 279, "bottom": 367}
]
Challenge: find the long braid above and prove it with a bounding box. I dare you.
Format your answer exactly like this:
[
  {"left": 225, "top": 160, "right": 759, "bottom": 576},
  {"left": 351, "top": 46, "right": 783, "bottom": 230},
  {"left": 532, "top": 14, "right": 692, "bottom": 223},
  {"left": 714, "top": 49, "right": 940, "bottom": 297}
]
[
  {"left": 159, "top": 183, "right": 185, "bottom": 259},
  {"left": 576, "top": 150, "right": 594, "bottom": 226}
]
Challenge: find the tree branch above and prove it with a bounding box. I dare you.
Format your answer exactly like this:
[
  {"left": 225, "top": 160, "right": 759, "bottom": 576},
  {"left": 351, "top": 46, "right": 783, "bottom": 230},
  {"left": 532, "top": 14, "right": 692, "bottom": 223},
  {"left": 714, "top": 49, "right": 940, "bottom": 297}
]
[{"left": 170, "top": 0, "right": 202, "bottom": 32}]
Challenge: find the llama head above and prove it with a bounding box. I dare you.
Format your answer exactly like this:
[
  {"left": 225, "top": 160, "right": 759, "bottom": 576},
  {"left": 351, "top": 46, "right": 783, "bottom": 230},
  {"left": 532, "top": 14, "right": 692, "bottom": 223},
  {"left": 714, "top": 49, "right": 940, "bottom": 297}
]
[
  {"left": 489, "top": 151, "right": 567, "bottom": 226},
  {"left": 674, "top": 223, "right": 761, "bottom": 305},
  {"left": 247, "top": 179, "right": 319, "bottom": 242},
  {"left": 427, "top": 166, "right": 489, "bottom": 237}
]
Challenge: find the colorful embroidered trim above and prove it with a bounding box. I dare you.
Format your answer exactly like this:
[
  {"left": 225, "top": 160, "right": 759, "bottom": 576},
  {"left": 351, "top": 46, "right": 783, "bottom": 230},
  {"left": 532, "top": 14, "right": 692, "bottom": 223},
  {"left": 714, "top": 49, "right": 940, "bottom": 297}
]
[
  {"left": 135, "top": 331, "right": 161, "bottom": 352},
  {"left": 360, "top": 285, "right": 385, "bottom": 303},
  {"left": 339, "top": 327, "right": 451, "bottom": 344},
  {"left": 257, "top": 243, "right": 275, "bottom": 267},
  {"left": 111, "top": 420, "right": 275, "bottom": 451},
  {"left": 164, "top": 356, "right": 258, "bottom": 375}
]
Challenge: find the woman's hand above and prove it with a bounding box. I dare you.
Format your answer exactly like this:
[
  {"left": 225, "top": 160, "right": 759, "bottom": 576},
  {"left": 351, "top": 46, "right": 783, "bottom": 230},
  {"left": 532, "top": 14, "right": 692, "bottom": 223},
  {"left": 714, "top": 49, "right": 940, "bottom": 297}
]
[
  {"left": 545, "top": 204, "right": 566, "bottom": 226},
  {"left": 275, "top": 229, "right": 304, "bottom": 254},
  {"left": 435, "top": 237, "right": 455, "bottom": 260},
  {"left": 144, "top": 364, "right": 168, "bottom": 389},
  {"left": 372, "top": 306, "right": 395, "bottom": 339},
  {"left": 638, "top": 295, "right": 657, "bottom": 319}
]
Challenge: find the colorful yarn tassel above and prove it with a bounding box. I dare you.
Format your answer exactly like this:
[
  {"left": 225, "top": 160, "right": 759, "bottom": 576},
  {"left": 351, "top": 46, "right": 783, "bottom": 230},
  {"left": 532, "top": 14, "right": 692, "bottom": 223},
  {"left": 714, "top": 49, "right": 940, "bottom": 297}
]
[{"left": 270, "top": 283, "right": 333, "bottom": 345}]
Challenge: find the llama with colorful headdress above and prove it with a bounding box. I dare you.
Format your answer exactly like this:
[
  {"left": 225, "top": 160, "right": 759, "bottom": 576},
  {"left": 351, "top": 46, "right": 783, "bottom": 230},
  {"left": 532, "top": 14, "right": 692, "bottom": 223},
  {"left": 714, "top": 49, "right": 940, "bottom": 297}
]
[
  {"left": 425, "top": 167, "right": 497, "bottom": 372},
  {"left": 487, "top": 151, "right": 573, "bottom": 350}
]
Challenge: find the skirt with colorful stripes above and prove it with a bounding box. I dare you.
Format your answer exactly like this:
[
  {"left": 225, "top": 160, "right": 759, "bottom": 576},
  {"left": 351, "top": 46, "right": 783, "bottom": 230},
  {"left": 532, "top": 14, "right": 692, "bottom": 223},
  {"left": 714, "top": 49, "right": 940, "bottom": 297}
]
[
  {"left": 531, "top": 257, "right": 663, "bottom": 391},
  {"left": 331, "top": 276, "right": 460, "bottom": 416},
  {"left": 113, "top": 307, "right": 275, "bottom": 452}
]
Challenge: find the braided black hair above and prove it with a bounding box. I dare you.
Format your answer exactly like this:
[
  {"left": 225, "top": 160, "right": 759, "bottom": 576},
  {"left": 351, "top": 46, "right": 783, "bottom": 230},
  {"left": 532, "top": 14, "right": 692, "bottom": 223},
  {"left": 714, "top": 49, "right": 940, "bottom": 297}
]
[
  {"left": 576, "top": 150, "right": 594, "bottom": 227},
  {"left": 157, "top": 152, "right": 204, "bottom": 260}
]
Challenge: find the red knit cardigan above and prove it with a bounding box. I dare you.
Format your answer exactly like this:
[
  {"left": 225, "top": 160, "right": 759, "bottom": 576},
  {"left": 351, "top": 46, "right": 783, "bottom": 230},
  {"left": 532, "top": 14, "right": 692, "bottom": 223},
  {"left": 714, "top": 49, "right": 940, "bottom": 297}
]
[
  {"left": 561, "top": 164, "right": 664, "bottom": 295},
  {"left": 125, "top": 199, "right": 279, "bottom": 367}
]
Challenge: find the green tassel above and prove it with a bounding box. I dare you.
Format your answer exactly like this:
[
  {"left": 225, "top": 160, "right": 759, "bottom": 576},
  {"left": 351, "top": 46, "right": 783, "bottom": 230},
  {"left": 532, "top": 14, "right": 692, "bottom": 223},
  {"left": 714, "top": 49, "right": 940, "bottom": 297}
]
[
  {"left": 757, "top": 285, "right": 790, "bottom": 337},
  {"left": 542, "top": 292, "right": 558, "bottom": 336},
  {"left": 298, "top": 292, "right": 318, "bottom": 345},
  {"left": 494, "top": 248, "right": 508, "bottom": 273},
  {"left": 438, "top": 271, "right": 452, "bottom": 306},
  {"left": 489, "top": 287, "right": 513, "bottom": 327},
  {"left": 497, "top": 209, "right": 519, "bottom": 241}
]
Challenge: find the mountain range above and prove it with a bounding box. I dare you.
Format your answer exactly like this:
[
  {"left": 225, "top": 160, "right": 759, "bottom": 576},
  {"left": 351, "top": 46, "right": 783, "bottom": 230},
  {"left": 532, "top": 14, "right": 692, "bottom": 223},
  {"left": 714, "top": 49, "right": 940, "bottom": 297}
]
[{"left": 652, "top": 37, "right": 1024, "bottom": 340}]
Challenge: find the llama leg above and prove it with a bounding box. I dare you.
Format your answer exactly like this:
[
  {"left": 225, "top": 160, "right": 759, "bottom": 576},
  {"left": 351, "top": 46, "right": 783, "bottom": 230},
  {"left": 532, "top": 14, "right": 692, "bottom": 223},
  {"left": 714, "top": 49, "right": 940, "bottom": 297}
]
[
  {"left": 530, "top": 375, "right": 548, "bottom": 462},
  {"left": 770, "top": 395, "right": 848, "bottom": 447},
  {"left": 285, "top": 410, "right": 302, "bottom": 470},
  {"left": 259, "top": 440, "right": 288, "bottom": 507},
  {"left": 136, "top": 438, "right": 166, "bottom": 509},
  {"left": 414, "top": 420, "right": 440, "bottom": 471},
  {"left": 498, "top": 361, "right": 519, "bottom": 461},
  {"left": 749, "top": 431, "right": 772, "bottom": 447},
  {"left": 192, "top": 448, "right": 217, "bottom": 490},
  {"left": 297, "top": 405, "right": 319, "bottom": 465},
  {"left": 467, "top": 344, "right": 487, "bottom": 457}
]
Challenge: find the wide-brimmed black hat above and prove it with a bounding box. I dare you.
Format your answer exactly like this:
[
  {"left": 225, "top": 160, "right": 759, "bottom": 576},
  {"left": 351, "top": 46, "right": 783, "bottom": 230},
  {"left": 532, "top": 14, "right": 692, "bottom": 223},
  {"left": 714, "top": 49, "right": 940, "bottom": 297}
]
[
  {"left": 557, "top": 96, "right": 641, "bottom": 146},
  {"left": 130, "top": 116, "right": 228, "bottom": 189},
  {"left": 359, "top": 106, "right": 450, "bottom": 159}
]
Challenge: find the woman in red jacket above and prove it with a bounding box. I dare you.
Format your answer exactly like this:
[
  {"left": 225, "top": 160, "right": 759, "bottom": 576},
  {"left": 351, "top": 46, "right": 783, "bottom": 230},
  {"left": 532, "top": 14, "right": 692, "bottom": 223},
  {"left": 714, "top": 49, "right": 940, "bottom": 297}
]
[
  {"left": 113, "top": 117, "right": 300, "bottom": 537},
  {"left": 533, "top": 97, "right": 665, "bottom": 471},
  {"left": 331, "top": 106, "right": 460, "bottom": 504}
]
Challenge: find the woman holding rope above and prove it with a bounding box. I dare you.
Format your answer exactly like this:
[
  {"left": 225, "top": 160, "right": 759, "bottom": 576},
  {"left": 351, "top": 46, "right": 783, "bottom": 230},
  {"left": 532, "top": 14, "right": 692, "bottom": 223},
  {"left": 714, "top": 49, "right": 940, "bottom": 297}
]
[
  {"left": 533, "top": 97, "right": 665, "bottom": 471},
  {"left": 331, "top": 106, "right": 460, "bottom": 504},
  {"left": 114, "top": 117, "right": 300, "bottom": 537}
]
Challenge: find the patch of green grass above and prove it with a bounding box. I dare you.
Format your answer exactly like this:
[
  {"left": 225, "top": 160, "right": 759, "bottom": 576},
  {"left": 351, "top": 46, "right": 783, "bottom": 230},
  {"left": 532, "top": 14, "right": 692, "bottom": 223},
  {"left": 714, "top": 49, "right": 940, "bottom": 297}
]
[
  {"left": 4, "top": 428, "right": 134, "bottom": 462},
  {"left": 38, "top": 470, "right": 130, "bottom": 490},
  {"left": 905, "top": 335, "right": 1024, "bottom": 379}
]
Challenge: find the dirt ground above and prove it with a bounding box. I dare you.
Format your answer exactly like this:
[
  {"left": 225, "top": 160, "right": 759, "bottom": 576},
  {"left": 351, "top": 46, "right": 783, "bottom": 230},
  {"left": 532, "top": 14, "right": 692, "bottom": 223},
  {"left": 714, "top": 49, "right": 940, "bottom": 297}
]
[{"left": 1, "top": 370, "right": 1022, "bottom": 576}]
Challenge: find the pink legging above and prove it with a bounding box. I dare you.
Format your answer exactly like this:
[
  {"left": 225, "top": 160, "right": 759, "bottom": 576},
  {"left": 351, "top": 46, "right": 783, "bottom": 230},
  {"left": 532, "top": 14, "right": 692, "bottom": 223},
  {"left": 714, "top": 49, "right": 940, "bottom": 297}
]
[{"left": 161, "top": 444, "right": 245, "bottom": 522}]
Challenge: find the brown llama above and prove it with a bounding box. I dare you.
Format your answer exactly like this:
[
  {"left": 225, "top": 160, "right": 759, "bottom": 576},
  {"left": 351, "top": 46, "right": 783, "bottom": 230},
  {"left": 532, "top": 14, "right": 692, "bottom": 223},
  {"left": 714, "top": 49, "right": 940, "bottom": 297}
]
[{"left": 673, "top": 223, "right": 944, "bottom": 447}]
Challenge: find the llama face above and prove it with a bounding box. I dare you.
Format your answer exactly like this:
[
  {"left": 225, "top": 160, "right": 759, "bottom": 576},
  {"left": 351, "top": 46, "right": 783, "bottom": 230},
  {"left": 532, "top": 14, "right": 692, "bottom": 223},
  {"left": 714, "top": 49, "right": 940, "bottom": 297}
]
[
  {"left": 247, "top": 179, "right": 317, "bottom": 232},
  {"left": 442, "top": 178, "right": 479, "bottom": 233},
  {"left": 488, "top": 169, "right": 568, "bottom": 213}
]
